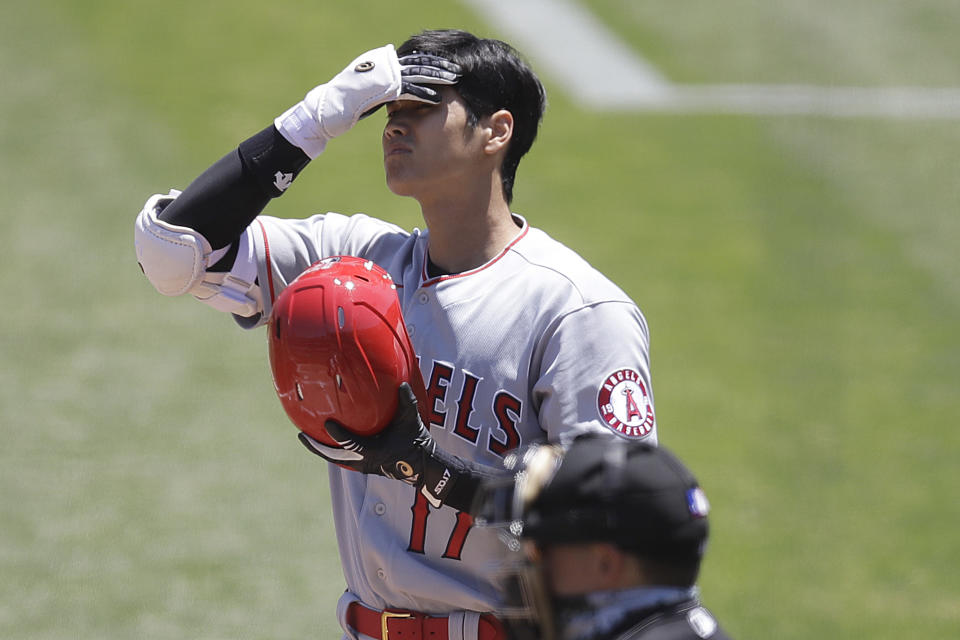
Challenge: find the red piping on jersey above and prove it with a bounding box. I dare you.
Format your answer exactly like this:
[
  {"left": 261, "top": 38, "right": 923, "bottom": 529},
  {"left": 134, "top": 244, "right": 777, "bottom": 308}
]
[
  {"left": 256, "top": 219, "right": 277, "bottom": 305},
  {"left": 420, "top": 224, "right": 529, "bottom": 287}
]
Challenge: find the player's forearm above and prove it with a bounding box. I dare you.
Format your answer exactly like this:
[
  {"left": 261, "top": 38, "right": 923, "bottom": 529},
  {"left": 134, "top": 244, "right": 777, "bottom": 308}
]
[
  {"left": 159, "top": 125, "right": 310, "bottom": 253},
  {"left": 156, "top": 44, "right": 460, "bottom": 256}
]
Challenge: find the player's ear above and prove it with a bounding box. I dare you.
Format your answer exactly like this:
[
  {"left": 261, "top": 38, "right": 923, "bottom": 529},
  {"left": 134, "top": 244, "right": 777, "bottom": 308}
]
[{"left": 482, "top": 109, "right": 513, "bottom": 155}]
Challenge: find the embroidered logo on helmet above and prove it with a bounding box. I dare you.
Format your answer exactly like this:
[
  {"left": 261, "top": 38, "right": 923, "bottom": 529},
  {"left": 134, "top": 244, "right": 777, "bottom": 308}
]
[
  {"left": 596, "top": 368, "right": 655, "bottom": 438},
  {"left": 687, "top": 487, "right": 710, "bottom": 518}
]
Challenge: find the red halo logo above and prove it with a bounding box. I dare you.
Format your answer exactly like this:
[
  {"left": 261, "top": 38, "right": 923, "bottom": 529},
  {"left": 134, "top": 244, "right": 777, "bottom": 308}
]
[{"left": 596, "top": 368, "right": 655, "bottom": 438}]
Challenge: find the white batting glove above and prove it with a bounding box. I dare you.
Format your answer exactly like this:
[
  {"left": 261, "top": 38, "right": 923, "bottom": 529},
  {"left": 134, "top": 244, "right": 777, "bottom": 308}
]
[{"left": 275, "top": 45, "right": 461, "bottom": 158}]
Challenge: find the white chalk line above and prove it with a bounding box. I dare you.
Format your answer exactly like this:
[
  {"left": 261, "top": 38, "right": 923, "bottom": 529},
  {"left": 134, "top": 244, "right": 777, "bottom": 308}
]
[{"left": 461, "top": 0, "right": 960, "bottom": 118}]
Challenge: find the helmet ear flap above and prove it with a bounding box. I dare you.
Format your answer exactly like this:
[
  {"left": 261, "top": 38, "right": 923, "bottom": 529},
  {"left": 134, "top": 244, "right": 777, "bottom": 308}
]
[{"left": 267, "top": 256, "right": 427, "bottom": 445}]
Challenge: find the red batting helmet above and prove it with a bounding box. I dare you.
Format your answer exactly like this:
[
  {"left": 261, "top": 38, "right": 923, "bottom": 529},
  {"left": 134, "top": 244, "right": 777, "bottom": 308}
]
[{"left": 268, "top": 256, "right": 428, "bottom": 446}]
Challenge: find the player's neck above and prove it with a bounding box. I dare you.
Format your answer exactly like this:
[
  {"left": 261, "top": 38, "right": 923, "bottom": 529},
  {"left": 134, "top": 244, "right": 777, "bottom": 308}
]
[{"left": 419, "top": 185, "right": 520, "bottom": 275}]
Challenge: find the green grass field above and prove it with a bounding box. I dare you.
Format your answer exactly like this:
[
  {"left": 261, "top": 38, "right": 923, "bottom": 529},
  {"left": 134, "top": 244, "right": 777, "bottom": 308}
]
[{"left": 3, "top": 1, "right": 958, "bottom": 638}]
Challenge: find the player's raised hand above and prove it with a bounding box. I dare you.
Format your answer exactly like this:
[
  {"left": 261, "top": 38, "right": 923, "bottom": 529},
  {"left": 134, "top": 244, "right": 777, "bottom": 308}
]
[
  {"left": 274, "top": 45, "right": 461, "bottom": 159},
  {"left": 395, "top": 53, "right": 461, "bottom": 104}
]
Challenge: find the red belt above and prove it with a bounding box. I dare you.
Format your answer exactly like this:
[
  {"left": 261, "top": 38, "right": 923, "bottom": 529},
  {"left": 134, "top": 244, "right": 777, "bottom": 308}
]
[{"left": 346, "top": 602, "right": 505, "bottom": 640}]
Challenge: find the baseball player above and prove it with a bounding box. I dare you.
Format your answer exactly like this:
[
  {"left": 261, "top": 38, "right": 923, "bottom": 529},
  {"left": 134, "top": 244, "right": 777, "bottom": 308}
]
[
  {"left": 134, "top": 29, "right": 658, "bottom": 640},
  {"left": 473, "top": 433, "right": 733, "bottom": 640}
]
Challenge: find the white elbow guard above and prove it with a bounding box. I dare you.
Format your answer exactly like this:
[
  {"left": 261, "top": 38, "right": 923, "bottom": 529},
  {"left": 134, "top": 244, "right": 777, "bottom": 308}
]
[
  {"left": 135, "top": 190, "right": 219, "bottom": 295},
  {"left": 190, "top": 230, "right": 262, "bottom": 318},
  {"left": 134, "top": 191, "right": 261, "bottom": 317}
]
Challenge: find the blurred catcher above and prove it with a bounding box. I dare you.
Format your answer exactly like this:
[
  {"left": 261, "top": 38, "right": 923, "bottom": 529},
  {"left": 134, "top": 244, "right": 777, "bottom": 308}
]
[{"left": 474, "top": 434, "right": 733, "bottom": 640}]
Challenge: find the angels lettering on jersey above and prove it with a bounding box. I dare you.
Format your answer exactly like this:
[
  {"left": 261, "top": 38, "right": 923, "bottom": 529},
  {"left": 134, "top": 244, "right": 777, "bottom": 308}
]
[
  {"left": 420, "top": 359, "right": 655, "bottom": 458},
  {"left": 421, "top": 359, "right": 523, "bottom": 457}
]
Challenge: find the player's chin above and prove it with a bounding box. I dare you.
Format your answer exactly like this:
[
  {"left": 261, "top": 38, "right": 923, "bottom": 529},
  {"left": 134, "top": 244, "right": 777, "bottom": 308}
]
[
  {"left": 384, "top": 169, "right": 417, "bottom": 198},
  {"left": 384, "top": 177, "right": 408, "bottom": 197}
]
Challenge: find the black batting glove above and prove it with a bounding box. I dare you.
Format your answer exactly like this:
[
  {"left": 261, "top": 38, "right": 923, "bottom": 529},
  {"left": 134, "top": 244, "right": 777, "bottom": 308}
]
[{"left": 297, "top": 383, "right": 455, "bottom": 507}]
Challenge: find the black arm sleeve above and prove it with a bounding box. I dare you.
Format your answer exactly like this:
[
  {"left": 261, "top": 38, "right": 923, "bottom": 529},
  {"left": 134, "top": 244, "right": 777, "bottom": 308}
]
[{"left": 159, "top": 125, "right": 310, "bottom": 251}]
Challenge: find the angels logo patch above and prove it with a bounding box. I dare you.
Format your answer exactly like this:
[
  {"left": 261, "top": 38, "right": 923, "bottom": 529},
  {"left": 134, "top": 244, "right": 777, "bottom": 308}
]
[{"left": 596, "top": 368, "right": 655, "bottom": 438}]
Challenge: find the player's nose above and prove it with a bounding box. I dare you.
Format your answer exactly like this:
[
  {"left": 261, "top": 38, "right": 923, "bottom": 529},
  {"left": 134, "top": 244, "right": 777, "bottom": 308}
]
[{"left": 383, "top": 117, "right": 408, "bottom": 140}]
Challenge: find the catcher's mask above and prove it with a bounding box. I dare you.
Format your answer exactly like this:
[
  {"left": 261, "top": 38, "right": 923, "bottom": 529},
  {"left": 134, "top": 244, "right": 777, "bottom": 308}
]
[
  {"left": 473, "top": 442, "right": 565, "bottom": 640},
  {"left": 473, "top": 434, "right": 711, "bottom": 640},
  {"left": 268, "top": 256, "right": 427, "bottom": 445}
]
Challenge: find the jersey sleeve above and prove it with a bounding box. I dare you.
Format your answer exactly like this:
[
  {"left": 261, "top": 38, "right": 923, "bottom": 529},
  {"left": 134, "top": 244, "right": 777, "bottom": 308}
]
[
  {"left": 233, "top": 211, "right": 418, "bottom": 328},
  {"left": 532, "top": 300, "right": 657, "bottom": 445}
]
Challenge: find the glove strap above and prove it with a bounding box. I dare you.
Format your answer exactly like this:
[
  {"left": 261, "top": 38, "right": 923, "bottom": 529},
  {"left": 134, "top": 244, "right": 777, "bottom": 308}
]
[
  {"left": 420, "top": 447, "right": 500, "bottom": 512},
  {"left": 275, "top": 99, "right": 329, "bottom": 159}
]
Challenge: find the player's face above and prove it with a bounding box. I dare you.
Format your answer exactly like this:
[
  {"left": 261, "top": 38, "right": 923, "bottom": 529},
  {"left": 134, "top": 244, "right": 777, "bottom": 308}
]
[{"left": 382, "top": 89, "right": 489, "bottom": 200}]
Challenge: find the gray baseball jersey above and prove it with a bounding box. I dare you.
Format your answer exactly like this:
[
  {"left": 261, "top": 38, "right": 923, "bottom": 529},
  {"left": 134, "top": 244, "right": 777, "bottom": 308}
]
[{"left": 232, "top": 210, "right": 657, "bottom": 616}]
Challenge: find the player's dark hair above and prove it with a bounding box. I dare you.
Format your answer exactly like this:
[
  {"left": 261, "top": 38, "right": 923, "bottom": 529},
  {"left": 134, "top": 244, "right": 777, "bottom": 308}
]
[{"left": 398, "top": 29, "right": 547, "bottom": 205}]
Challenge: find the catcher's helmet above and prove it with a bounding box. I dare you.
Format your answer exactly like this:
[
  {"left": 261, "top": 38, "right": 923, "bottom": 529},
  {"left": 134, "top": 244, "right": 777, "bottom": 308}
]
[
  {"left": 473, "top": 434, "right": 712, "bottom": 640},
  {"left": 268, "top": 256, "right": 428, "bottom": 446},
  {"left": 478, "top": 434, "right": 710, "bottom": 557}
]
